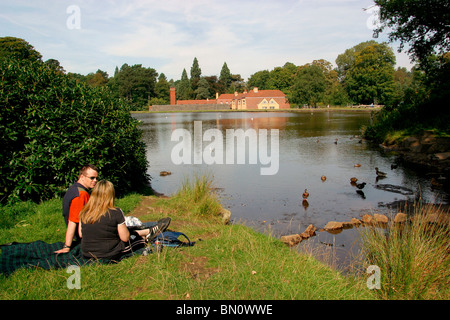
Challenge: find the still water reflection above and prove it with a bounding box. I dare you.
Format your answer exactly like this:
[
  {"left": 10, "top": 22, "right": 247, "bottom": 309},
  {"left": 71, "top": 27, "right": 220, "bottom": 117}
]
[{"left": 133, "top": 111, "right": 448, "bottom": 268}]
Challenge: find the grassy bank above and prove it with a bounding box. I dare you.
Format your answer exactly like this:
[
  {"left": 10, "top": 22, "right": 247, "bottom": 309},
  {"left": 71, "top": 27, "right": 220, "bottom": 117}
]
[{"left": 0, "top": 175, "right": 375, "bottom": 300}]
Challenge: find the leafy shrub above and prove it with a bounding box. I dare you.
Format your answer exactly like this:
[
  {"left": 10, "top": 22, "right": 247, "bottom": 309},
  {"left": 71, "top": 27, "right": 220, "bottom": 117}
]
[
  {"left": 363, "top": 96, "right": 450, "bottom": 143},
  {"left": 0, "top": 57, "right": 149, "bottom": 204}
]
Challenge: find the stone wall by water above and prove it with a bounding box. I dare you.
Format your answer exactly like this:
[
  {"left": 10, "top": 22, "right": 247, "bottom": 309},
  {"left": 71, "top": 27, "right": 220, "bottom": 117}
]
[{"left": 150, "top": 104, "right": 231, "bottom": 112}]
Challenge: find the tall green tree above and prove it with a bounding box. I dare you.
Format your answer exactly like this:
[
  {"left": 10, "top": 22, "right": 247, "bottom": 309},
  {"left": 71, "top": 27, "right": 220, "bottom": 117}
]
[
  {"left": 114, "top": 64, "right": 157, "bottom": 109},
  {"left": 291, "top": 64, "right": 326, "bottom": 107},
  {"left": 190, "top": 57, "right": 202, "bottom": 92},
  {"left": 373, "top": 0, "right": 450, "bottom": 118},
  {"left": 364, "top": 2, "right": 450, "bottom": 141},
  {"left": 412, "top": 53, "right": 450, "bottom": 123},
  {"left": 44, "top": 59, "right": 65, "bottom": 74},
  {"left": 324, "top": 80, "right": 350, "bottom": 106},
  {"left": 219, "top": 62, "right": 232, "bottom": 93},
  {"left": 176, "top": 68, "right": 192, "bottom": 100},
  {"left": 195, "top": 77, "right": 210, "bottom": 99},
  {"left": 373, "top": 0, "right": 450, "bottom": 63},
  {"left": 204, "top": 75, "right": 222, "bottom": 98},
  {"left": 335, "top": 40, "right": 379, "bottom": 82},
  {"left": 155, "top": 73, "right": 170, "bottom": 103},
  {"left": 86, "top": 69, "right": 109, "bottom": 87},
  {"left": 343, "top": 42, "right": 396, "bottom": 106},
  {"left": 392, "top": 67, "right": 413, "bottom": 106},
  {"left": 0, "top": 37, "right": 42, "bottom": 62},
  {"left": 311, "top": 59, "right": 349, "bottom": 106},
  {"left": 247, "top": 70, "right": 270, "bottom": 90},
  {"left": 266, "top": 63, "right": 296, "bottom": 94},
  {"left": 229, "top": 74, "right": 245, "bottom": 93}
]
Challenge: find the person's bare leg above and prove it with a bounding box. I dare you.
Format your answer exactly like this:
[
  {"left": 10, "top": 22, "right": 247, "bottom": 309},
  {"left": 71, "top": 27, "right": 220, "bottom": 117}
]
[{"left": 135, "top": 229, "right": 149, "bottom": 238}]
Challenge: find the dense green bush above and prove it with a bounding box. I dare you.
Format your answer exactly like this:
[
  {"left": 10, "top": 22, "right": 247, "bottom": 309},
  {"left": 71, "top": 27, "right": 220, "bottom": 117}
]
[
  {"left": 0, "top": 57, "right": 149, "bottom": 204},
  {"left": 364, "top": 96, "right": 450, "bottom": 143}
]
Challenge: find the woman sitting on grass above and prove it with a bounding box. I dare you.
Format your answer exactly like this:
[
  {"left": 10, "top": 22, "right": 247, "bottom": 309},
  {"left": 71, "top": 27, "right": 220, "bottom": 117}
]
[{"left": 79, "top": 180, "right": 170, "bottom": 261}]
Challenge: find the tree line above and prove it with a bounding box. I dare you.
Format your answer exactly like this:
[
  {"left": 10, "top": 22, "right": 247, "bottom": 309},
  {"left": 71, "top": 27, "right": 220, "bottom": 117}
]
[
  {"left": 66, "top": 41, "right": 411, "bottom": 109},
  {"left": 70, "top": 41, "right": 439, "bottom": 112},
  {"left": 0, "top": 36, "right": 419, "bottom": 111},
  {"left": 67, "top": 57, "right": 247, "bottom": 109}
]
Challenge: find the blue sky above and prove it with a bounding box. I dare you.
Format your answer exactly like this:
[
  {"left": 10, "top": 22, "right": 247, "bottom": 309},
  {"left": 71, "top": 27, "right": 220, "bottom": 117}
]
[{"left": 0, "top": 0, "right": 413, "bottom": 81}]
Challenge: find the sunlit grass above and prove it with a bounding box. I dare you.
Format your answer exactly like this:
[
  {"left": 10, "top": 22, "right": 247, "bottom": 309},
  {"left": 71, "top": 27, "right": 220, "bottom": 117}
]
[
  {"left": 163, "top": 173, "right": 223, "bottom": 218},
  {"left": 1, "top": 175, "right": 376, "bottom": 300}
]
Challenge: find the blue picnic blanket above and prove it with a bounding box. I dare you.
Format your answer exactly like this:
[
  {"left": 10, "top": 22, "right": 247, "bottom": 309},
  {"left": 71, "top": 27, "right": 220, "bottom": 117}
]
[{"left": 0, "top": 240, "right": 144, "bottom": 276}]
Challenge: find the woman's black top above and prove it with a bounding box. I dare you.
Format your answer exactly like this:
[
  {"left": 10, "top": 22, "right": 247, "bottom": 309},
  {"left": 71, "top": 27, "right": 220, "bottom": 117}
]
[{"left": 81, "top": 208, "right": 126, "bottom": 259}]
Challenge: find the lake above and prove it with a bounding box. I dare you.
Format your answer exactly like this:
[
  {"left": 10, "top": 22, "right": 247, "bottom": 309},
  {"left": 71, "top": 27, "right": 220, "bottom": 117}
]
[{"left": 133, "top": 111, "right": 449, "bottom": 269}]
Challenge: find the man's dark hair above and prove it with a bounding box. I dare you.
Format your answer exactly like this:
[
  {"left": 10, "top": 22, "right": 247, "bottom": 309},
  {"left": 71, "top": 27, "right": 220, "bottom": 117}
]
[{"left": 79, "top": 164, "right": 99, "bottom": 177}]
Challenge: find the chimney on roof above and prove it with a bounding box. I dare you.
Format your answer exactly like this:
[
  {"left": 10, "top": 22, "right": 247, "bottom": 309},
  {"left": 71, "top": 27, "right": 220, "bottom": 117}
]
[
  {"left": 253, "top": 87, "right": 258, "bottom": 93},
  {"left": 216, "top": 92, "right": 219, "bottom": 99},
  {"left": 170, "top": 87, "right": 176, "bottom": 105},
  {"left": 234, "top": 91, "right": 238, "bottom": 96}
]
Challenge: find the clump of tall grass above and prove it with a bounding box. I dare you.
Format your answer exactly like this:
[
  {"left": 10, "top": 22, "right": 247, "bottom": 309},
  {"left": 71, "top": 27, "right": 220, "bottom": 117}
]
[
  {"left": 168, "top": 173, "right": 223, "bottom": 218},
  {"left": 359, "top": 203, "right": 450, "bottom": 299}
]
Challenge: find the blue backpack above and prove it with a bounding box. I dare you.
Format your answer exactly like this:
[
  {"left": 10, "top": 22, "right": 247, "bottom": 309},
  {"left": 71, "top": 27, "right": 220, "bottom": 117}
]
[{"left": 151, "top": 231, "right": 194, "bottom": 248}]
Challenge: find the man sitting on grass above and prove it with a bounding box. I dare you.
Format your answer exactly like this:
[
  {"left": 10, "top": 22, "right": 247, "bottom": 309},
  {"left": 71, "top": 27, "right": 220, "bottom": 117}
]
[{"left": 55, "top": 164, "right": 99, "bottom": 254}]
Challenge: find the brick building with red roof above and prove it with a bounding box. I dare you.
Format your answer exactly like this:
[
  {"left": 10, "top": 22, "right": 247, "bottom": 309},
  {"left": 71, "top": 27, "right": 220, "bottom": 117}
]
[
  {"left": 218, "top": 87, "right": 290, "bottom": 110},
  {"left": 153, "top": 86, "right": 290, "bottom": 111}
]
